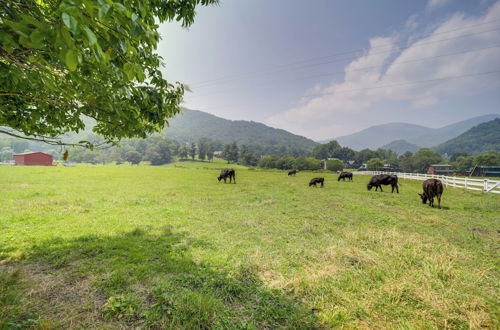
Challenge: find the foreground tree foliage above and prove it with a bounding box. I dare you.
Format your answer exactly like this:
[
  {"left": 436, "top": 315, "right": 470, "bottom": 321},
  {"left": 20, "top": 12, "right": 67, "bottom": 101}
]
[{"left": 0, "top": 0, "right": 218, "bottom": 146}]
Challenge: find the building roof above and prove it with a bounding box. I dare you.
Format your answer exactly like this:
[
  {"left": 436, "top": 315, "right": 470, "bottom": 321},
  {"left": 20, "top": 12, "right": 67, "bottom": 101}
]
[
  {"left": 430, "top": 164, "right": 452, "bottom": 167},
  {"left": 13, "top": 152, "right": 51, "bottom": 156}
]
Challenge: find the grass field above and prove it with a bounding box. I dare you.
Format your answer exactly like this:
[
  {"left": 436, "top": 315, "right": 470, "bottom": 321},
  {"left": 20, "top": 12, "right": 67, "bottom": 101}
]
[{"left": 0, "top": 162, "right": 499, "bottom": 329}]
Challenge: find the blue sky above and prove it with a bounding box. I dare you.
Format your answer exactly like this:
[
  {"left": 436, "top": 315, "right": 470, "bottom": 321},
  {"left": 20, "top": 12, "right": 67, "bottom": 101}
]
[{"left": 158, "top": 0, "right": 500, "bottom": 140}]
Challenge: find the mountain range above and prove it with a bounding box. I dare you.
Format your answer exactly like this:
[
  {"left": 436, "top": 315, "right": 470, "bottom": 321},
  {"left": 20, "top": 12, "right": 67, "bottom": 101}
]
[
  {"left": 2, "top": 109, "right": 498, "bottom": 157},
  {"left": 325, "top": 114, "right": 499, "bottom": 152}
]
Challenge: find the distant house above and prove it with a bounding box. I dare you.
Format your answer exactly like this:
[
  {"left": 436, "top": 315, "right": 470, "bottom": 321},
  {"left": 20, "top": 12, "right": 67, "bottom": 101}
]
[
  {"left": 213, "top": 151, "right": 223, "bottom": 159},
  {"left": 468, "top": 166, "right": 500, "bottom": 177},
  {"left": 13, "top": 152, "right": 53, "bottom": 166},
  {"left": 382, "top": 164, "right": 394, "bottom": 172},
  {"left": 427, "top": 164, "right": 453, "bottom": 176},
  {"left": 344, "top": 160, "right": 359, "bottom": 169},
  {"left": 358, "top": 163, "right": 367, "bottom": 170}
]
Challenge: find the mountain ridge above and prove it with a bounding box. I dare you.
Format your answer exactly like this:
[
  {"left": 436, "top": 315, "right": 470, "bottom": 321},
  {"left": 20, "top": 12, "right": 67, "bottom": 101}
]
[{"left": 322, "top": 114, "right": 500, "bottom": 150}]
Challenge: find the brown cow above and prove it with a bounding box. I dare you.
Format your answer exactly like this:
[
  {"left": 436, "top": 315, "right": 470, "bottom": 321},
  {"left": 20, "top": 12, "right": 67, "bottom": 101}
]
[
  {"left": 418, "top": 179, "right": 443, "bottom": 208},
  {"left": 309, "top": 177, "right": 324, "bottom": 187},
  {"left": 217, "top": 168, "right": 236, "bottom": 183},
  {"left": 367, "top": 174, "right": 399, "bottom": 193}
]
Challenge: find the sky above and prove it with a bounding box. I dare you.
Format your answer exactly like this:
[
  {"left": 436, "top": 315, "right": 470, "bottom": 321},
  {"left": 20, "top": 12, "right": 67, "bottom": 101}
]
[{"left": 157, "top": 0, "right": 500, "bottom": 141}]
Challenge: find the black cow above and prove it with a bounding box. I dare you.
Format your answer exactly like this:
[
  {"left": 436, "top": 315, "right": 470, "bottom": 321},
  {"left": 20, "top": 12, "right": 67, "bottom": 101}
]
[
  {"left": 338, "top": 172, "right": 353, "bottom": 182},
  {"left": 309, "top": 177, "right": 324, "bottom": 187},
  {"left": 217, "top": 168, "right": 236, "bottom": 184},
  {"left": 367, "top": 174, "right": 399, "bottom": 193},
  {"left": 418, "top": 179, "right": 443, "bottom": 209},
  {"left": 288, "top": 169, "right": 297, "bottom": 176}
]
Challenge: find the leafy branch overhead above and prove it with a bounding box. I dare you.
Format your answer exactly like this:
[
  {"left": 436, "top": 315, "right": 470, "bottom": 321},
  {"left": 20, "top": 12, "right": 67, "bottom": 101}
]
[{"left": 0, "top": 0, "right": 218, "bottom": 146}]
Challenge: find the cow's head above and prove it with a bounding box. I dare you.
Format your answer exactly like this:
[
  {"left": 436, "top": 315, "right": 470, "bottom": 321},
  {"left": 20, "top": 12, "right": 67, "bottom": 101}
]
[
  {"left": 367, "top": 183, "right": 373, "bottom": 191},
  {"left": 418, "top": 193, "right": 427, "bottom": 204}
]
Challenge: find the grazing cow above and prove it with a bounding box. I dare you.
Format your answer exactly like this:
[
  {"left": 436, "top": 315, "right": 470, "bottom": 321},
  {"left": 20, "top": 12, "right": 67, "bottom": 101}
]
[
  {"left": 367, "top": 174, "right": 399, "bottom": 193},
  {"left": 217, "top": 168, "right": 236, "bottom": 184},
  {"left": 338, "top": 172, "right": 353, "bottom": 182},
  {"left": 288, "top": 169, "right": 297, "bottom": 176},
  {"left": 418, "top": 179, "right": 443, "bottom": 209},
  {"left": 309, "top": 177, "right": 324, "bottom": 187}
]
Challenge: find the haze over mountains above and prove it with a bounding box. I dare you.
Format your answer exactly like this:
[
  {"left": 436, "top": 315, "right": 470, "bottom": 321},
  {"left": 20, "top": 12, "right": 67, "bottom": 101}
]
[{"left": 324, "top": 114, "right": 500, "bottom": 152}]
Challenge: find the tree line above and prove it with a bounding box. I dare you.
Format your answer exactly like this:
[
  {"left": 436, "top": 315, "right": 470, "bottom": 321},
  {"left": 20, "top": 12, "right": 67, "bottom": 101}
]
[{"left": 2, "top": 134, "right": 499, "bottom": 175}]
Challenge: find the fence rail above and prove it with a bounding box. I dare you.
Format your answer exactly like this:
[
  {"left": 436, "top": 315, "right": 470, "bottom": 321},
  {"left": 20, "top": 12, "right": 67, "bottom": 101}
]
[{"left": 353, "top": 171, "right": 500, "bottom": 194}]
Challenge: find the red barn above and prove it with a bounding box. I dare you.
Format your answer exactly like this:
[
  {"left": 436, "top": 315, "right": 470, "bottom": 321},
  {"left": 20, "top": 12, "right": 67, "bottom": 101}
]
[{"left": 13, "top": 152, "right": 53, "bottom": 166}]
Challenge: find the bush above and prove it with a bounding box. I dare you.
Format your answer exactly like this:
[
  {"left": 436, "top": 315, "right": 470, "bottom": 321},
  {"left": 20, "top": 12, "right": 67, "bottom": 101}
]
[
  {"left": 326, "top": 159, "right": 343, "bottom": 172},
  {"left": 367, "top": 158, "right": 384, "bottom": 171}
]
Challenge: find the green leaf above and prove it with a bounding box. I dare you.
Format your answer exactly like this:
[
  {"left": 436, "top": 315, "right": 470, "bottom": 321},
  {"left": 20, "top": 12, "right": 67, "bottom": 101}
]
[
  {"left": 83, "top": 27, "right": 97, "bottom": 46},
  {"left": 123, "top": 62, "right": 135, "bottom": 80},
  {"left": 61, "top": 12, "right": 78, "bottom": 34},
  {"left": 29, "top": 29, "right": 46, "bottom": 48},
  {"left": 65, "top": 49, "right": 78, "bottom": 71},
  {"left": 98, "top": 4, "right": 111, "bottom": 20}
]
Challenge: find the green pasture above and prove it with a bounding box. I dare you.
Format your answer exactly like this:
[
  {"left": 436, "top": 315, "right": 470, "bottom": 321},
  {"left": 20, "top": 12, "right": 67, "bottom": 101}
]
[{"left": 0, "top": 163, "right": 498, "bottom": 329}]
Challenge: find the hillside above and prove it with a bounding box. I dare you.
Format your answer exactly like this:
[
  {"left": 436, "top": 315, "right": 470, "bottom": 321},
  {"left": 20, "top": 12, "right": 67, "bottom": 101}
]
[
  {"left": 381, "top": 139, "right": 420, "bottom": 155},
  {"left": 406, "top": 114, "right": 500, "bottom": 147},
  {"left": 326, "top": 114, "right": 499, "bottom": 150},
  {"left": 164, "top": 109, "right": 318, "bottom": 150},
  {"left": 434, "top": 118, "right": 500, "bottom": 155}
]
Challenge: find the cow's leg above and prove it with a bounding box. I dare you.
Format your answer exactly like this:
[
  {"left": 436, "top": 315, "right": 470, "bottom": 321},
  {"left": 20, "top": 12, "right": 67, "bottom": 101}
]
[
  {"left": 437, "top": 195, "right": 441, "bottom": 209},
  {"left": 429, "top": 197, "right": 434, "bottom": 207},
  {"left": 224, "top": 177, "right": 227, "bottom": 183},
  {"left": 233, "top": 174, "right": 236, "bottom": 184},
  {"left": 379, "top": 185, "right": 383, "bottom": 192},
  {"left": 321, "top": 181, "right": 324, "bottom": 187}
]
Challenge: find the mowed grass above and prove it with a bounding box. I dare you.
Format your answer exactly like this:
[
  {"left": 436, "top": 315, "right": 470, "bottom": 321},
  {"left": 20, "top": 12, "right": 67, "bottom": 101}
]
[{"left": 0, "top": 163, "right": 499, "bottom": 329}]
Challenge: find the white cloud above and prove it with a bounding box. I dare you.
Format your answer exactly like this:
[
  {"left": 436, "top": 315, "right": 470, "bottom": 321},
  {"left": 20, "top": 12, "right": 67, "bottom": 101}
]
[
  {"left": 426, "top": 0, "right": 451, "bottom": 11},
  {"left": 265, "top": 2, "right": 500, "bottom": 140}
]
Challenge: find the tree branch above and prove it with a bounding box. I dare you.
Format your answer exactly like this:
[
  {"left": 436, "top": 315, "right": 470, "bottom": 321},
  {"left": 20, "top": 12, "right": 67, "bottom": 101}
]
[{"left": 0, "top": 128, "right": 109, "bottom": 149}]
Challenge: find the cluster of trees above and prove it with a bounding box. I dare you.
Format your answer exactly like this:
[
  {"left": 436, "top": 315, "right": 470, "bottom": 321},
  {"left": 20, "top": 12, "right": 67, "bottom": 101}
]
[
  {"left": 365, "top": 149, "right": 500, "bottom": 174},
  {"left": 258, "top": 156, "right": 323, "bottom": 171},
  {"left": 312, "top": 141, "right": 398, "bottom": 164}
]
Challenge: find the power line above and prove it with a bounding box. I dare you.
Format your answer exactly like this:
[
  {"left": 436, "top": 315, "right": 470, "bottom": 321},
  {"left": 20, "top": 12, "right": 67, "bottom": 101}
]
[
  {"left": 303, "top": 70, "right": 500, "bottom": 98},
  {"left": 190, "top": 22, "right": 500, "bottom": 89},
  {"left": 192, "top": 26, "right": 500, "bottom": 89},
  {"left": 184, "top": 70, "right": 500, "bottom": 112},
  {"left": 188, "top": 44, "right": 500, "bottom": 98}
]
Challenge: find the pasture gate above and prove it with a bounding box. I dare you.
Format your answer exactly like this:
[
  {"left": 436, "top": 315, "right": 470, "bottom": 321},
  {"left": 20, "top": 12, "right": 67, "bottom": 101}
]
[{"left": 354, "top": 171, "right": 500, "bottom": 194}]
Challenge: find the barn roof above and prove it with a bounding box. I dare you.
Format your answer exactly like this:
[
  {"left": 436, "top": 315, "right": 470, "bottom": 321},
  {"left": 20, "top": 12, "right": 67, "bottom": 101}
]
[{"left": 13, "top": 152, "right": 51, "bottom": 156}]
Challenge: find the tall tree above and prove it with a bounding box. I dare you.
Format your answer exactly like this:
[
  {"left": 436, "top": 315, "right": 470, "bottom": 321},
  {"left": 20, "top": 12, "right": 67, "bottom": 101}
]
[
  {"left": 197, "top": 138, "right": 208, "bottom": 160},
  {"left": 0, "top": 0, "right": 218, "bottom": 147},
  {"left": 206, "top": 142, "right": 215, "bottom": 162},
  {"left": 189, "top": 142, "right": 196, "bottom": 160},
  {"left": 412, "top": 148, "right": 443, "bottom": 173},
  {"left": 367, "top": 158, "right": 384, "bottom": 171},
  {"left": 222, "top": 142, "right": 239, "bottom": 164}
]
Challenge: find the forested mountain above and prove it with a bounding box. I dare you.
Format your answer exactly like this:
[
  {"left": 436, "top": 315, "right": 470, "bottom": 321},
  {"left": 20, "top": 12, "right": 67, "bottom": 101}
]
[
  {"left": 163, "top": 109, "right": 317, "bottom": 150},
  {"left": 406, "top": 114, "right": 500, "bottom": 147},
  {"left": 434, "top": 119, "right": 500, "bottom": 156},
  {"left": 325, "top": 114, "right": 499, "bottom": 150},
  {"left": 381, "top": 140, "right": 420, "bottom": 155}
]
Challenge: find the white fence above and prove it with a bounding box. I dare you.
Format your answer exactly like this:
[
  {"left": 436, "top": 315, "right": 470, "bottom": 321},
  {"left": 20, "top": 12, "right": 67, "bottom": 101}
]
[{"left": 354, "top": 171, "right": 500, "bottom": 194}]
